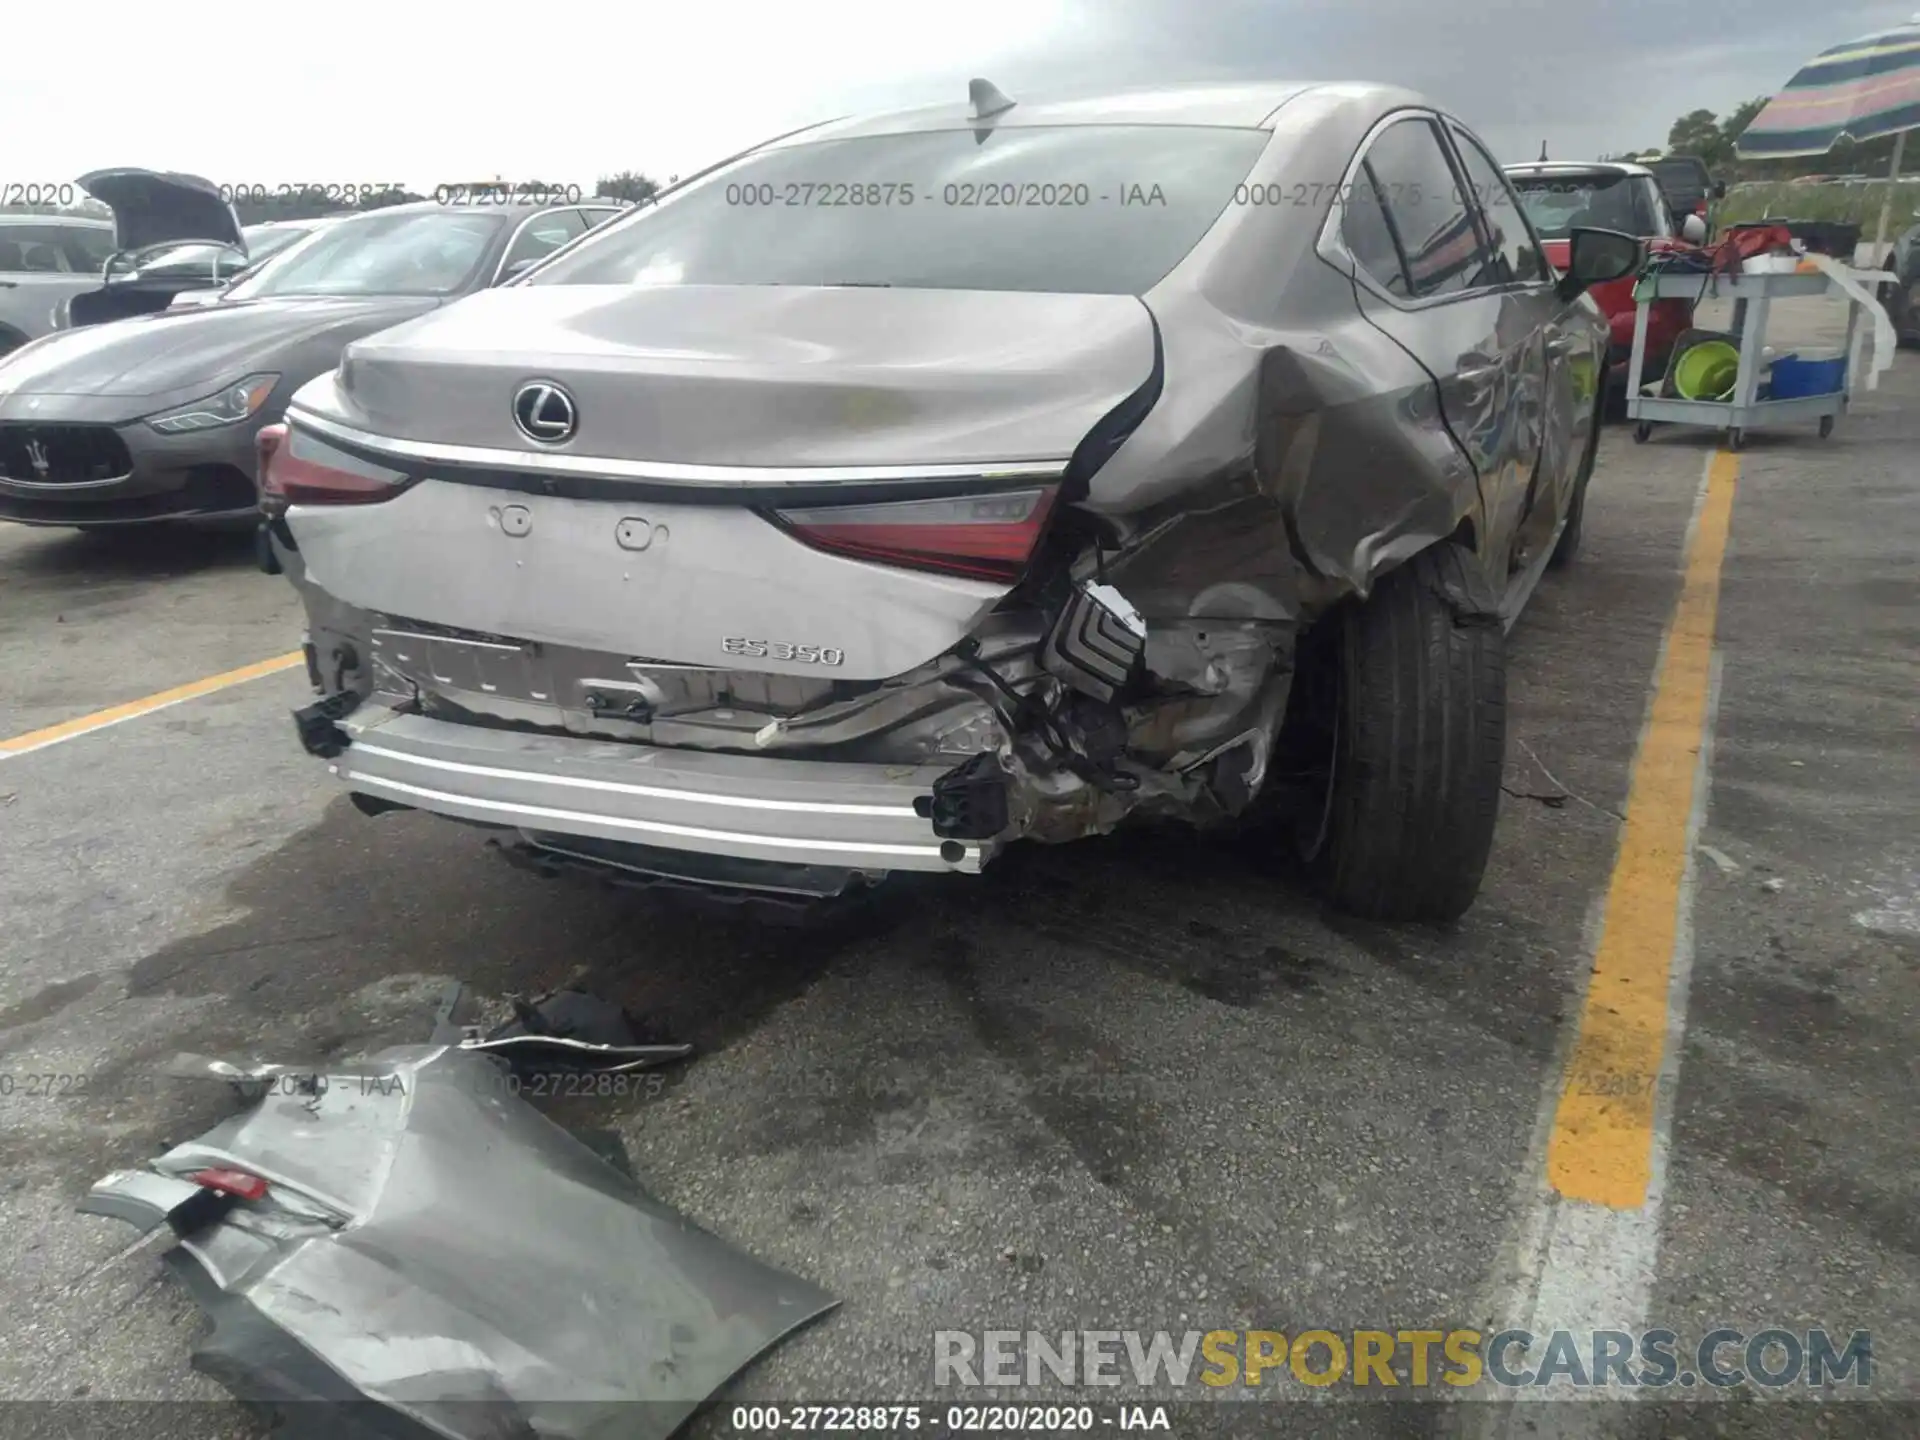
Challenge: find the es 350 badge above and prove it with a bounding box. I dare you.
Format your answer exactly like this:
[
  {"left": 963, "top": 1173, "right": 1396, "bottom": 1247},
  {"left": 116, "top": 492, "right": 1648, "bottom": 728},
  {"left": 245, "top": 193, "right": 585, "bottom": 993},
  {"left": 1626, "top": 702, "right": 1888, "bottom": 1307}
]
[{"left": 722, "top": 637, "right": 846, "bottom": 667}]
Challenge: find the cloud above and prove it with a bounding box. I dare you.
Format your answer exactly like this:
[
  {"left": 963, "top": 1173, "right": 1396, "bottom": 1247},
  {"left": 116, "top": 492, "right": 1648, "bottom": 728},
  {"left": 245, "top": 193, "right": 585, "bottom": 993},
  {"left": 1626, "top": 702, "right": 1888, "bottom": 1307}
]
[{"left": 7, "top": 0, "right": 1901, "bottom": 188}]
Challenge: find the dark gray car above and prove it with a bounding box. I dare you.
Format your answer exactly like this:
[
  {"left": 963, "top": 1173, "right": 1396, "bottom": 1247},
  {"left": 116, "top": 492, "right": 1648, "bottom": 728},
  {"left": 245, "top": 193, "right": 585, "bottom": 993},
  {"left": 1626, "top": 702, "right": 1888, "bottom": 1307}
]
[
  {"left": 0, "top": 199, "right": 621, "bottom": 528},
  {"left": 266, "top": 81, "right": 1639, "bottom": 921},
  {"left": 1878, "top": 209, "right": 1920, "bottom": 345}
]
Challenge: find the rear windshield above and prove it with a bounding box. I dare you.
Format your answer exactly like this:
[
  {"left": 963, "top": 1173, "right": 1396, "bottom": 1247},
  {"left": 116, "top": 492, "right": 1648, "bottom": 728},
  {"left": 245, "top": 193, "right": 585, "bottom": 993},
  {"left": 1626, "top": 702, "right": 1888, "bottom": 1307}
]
[
  {"left": 1650, "top": 160, "right": 1708, "bottom": 207},
  {"left": 1510, "top": 173, "right": 1660, "bottom": 239},
  {"left": 528, "top": 125, "right": 1270, "bottom": 296}
]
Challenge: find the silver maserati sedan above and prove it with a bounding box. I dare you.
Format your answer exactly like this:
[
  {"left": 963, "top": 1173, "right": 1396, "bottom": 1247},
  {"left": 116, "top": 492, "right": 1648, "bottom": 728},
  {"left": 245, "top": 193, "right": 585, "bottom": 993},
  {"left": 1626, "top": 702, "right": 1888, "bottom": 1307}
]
[{"left": 263, "top": 80, "right": 1640, "bottom": 921}]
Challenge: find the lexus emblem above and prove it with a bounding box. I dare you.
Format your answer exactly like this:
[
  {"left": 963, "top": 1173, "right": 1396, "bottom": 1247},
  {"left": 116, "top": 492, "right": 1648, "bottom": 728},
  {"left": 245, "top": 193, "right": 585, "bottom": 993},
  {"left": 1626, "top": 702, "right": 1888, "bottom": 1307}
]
[
  {"left": 24, "top": 438, "right": 50, "bottom": 480},
  {"left": 512, "top": 381, "right": 578, "bottom": 445}
]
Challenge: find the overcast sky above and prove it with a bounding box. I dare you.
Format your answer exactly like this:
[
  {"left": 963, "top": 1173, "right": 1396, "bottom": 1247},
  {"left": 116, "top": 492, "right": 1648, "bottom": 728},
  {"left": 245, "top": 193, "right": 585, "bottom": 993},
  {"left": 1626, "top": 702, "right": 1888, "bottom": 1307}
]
[{"left": 8, "top": 0, "right": 1914, "bottom": 192}]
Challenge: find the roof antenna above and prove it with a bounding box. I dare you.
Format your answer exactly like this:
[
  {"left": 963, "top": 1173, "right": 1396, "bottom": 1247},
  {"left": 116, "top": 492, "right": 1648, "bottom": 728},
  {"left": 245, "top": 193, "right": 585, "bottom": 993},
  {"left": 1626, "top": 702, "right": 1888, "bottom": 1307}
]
[
  {"left": 969, "top": 78, "right": 1016, "bottom": 120},
  {"left": 1539, "top": 140, "right": 1549, "bottom": 162}
]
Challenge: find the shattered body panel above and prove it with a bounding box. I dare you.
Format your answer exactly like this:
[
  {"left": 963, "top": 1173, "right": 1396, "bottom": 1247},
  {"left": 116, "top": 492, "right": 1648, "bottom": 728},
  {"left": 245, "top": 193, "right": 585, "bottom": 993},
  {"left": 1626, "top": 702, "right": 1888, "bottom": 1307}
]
[
  {"left": 81, "top": 1044, "right": 835, "bottom": 1440},
  {"left": 269, "top": 82, "right": 1609, "bottom": 899}
]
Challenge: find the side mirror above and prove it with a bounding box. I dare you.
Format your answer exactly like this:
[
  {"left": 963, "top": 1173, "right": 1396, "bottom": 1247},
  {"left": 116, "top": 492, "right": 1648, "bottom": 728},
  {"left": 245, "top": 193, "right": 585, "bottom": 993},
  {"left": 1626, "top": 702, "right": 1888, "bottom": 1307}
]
[
  {"left": 497, "top": 257, "right": 540, "bottom": 285},
  {"left": 1556, "top": 226, "right": 1643, "bottom": 301},
  {"left": 1712, "top": 180, "right": 1727, "bottom": 200},
  {"left": 1680, "top": 213, "right": 1708, "bottom": 246}
]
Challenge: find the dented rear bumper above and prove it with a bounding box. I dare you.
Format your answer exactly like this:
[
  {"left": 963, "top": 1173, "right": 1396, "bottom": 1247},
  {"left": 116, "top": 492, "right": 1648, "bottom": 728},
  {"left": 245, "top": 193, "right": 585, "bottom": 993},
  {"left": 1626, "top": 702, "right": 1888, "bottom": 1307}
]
[
  {"left": 79, "top": 1043, "right": 837, "bottom": 1440},
  {"left": 329, "top": 702, "right": 998, "bottom": 874}
]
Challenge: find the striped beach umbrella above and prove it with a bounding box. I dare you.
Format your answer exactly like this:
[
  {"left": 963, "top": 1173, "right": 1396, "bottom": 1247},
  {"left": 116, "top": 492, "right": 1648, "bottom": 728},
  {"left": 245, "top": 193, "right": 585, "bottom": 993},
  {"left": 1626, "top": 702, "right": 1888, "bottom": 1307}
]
[{"left": 1735, "top": 17, "right": 1920, "bottom": 247}]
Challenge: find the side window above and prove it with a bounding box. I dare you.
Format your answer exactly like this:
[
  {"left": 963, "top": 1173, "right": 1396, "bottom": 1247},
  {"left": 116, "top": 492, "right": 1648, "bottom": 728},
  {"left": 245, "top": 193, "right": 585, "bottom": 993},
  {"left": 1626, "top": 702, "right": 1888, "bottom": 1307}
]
[
  {"left": 0, "top": 224, "right": 86, "bottom": 274},
  {"left": 500, "top": 209, "right": 587, "bottom": 273},
  {"left": 1358, "top": 118, "right": 1478, "bottom": 299},
  {"left": 1341, "top": 165, "right": 1411, "bottom": 296},
  {"left": 64, "top": 228, "right": 118, "bottom": 272},
  {"left": 1448, "top": 127, "right": 1549, "bottom": 285}
]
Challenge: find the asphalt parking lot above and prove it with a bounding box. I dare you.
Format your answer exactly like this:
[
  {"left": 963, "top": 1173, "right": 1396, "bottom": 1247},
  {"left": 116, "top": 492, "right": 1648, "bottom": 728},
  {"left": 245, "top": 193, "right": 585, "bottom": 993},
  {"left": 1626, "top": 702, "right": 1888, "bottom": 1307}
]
[{"left": 0, "top": 299, "right": 1913, "bottom": 1439}]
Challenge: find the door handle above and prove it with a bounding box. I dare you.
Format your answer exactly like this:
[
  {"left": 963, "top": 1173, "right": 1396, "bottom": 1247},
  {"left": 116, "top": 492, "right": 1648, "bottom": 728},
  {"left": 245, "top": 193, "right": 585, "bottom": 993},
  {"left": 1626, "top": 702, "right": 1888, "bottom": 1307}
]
[{"left": 0, "top": 280, "right": 17, "bottom": 289}]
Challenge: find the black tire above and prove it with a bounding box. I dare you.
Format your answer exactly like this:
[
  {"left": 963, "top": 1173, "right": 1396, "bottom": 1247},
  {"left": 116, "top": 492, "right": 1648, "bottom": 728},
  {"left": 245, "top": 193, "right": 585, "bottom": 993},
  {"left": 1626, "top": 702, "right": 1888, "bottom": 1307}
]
[
  {"left": 1307, "top": 547, "right": 1507, "bottom": 922},
  {"left": 1549, "top": 390, "right": 1605, "bottom": 571},
  {"left": 1633, "top": 421, "right": 1652, "bottom": 443},
  {"left": 0, "top": 327, "right": 27, "bottom": 359}
]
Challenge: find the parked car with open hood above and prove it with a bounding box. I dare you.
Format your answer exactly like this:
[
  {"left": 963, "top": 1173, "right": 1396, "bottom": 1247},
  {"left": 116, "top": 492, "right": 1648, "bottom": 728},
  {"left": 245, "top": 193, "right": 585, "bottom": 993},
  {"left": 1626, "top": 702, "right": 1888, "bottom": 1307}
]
[
  {"left": 50, "top": 169, "right": 249, "bottom": 331},
  {"left": 1505, "top": 159, "right": 1700, "bottom": 399},
  {"left": 0, "top": 198, "right": 621, "bottom": 528},
  {"left": 264, "top": 81, "right": 1641, "bottom": 921}
]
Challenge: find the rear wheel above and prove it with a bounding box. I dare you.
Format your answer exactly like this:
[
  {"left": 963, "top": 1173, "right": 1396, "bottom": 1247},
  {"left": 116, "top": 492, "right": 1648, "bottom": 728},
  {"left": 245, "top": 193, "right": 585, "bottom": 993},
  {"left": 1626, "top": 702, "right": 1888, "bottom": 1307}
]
[{"left": 1296, "top": 546, "right": 1508, "bottom": 922}]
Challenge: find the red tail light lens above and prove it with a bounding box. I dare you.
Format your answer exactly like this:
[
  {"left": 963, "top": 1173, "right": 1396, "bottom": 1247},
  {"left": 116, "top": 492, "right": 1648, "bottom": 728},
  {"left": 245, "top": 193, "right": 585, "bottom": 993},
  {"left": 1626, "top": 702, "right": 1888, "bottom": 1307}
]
[
  {"left": 189, "top": 1167, "right": 270, "bottom": 1201},
  {"left": 255, "top": 423, "right": 287, "bottom": 484},
  {"left": 772, "top": 486, "right": 1057, "bottom": 582},
  {"left": 262, "top": 426, "right": 410, "bottom": 506}
]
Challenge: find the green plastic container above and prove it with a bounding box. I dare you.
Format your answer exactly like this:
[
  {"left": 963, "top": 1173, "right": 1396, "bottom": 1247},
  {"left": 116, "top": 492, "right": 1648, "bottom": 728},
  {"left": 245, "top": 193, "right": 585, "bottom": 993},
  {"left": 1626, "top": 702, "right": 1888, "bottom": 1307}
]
[{"left": 1672, "top": 340, "right": 1739, "bottom": 401}]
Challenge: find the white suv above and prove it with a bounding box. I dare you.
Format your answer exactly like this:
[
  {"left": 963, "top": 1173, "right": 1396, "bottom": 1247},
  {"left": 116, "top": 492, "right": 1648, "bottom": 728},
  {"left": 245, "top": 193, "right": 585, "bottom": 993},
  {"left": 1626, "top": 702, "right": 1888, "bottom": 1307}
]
[{"left": 0, "top": 215, "right": 116, "bottom": 355}]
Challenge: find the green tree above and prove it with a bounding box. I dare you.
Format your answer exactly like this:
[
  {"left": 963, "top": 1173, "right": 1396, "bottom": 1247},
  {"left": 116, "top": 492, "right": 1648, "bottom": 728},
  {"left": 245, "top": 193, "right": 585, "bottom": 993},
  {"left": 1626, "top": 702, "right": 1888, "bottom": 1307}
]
[
  {"left": 595, "top": 171, "right": 661, "bottom": 205},
  {"left": 1720, "top": 96, "right": 1767, "bottom": 147},
  {"left": 1667, "top": 109, "right": 1731, "bottom": 167}
]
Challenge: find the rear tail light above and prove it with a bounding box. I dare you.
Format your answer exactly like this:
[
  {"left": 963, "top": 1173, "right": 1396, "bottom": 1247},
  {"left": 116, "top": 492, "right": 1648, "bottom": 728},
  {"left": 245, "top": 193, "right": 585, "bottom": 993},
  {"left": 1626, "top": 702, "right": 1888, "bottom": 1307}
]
[
  {"left": 255, "top": 423, "right": 286, "bottom": 506},
  {"left": 771, "top": 486, "right": 1058, "bottom": 583},
  {"left": 189, "top": 1167, "right": 270, "bottom": 1201},
  {"left": 261, "top": 426, "right": 410, "bottom": 507}
]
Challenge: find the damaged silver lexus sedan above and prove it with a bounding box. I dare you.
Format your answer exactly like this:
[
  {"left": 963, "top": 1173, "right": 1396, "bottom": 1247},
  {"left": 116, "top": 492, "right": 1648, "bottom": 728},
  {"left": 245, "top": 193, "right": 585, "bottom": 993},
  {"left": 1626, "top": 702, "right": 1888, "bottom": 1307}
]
[{"left": 263, "top": 81, "right": 1640, "bottom": 921}]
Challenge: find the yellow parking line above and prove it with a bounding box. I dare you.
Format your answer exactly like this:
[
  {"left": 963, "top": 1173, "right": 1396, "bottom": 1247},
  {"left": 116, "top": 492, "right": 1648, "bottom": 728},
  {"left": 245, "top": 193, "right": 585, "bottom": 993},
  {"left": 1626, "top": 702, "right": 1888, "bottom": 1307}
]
[
  {"left": 0, "top": 652, "right": 304, "bottom": 760},
  {"left": 1546, "top": 450, "right": 1739, "bottom": 1209}
]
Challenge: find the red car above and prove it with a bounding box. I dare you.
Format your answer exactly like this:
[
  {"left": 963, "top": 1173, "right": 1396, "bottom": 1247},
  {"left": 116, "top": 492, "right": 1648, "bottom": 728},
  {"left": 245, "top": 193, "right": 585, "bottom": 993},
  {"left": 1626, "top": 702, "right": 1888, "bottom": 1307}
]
[{"left": 1504, "top": 161, "right": 1706, "bottom": 402}]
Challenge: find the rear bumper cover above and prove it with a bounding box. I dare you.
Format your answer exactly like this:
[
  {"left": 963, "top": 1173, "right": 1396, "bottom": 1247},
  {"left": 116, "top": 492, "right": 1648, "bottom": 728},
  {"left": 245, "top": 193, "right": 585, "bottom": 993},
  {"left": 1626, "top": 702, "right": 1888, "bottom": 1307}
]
[{"left": 328, "top": 704, "right": 993, "bottom": 874}]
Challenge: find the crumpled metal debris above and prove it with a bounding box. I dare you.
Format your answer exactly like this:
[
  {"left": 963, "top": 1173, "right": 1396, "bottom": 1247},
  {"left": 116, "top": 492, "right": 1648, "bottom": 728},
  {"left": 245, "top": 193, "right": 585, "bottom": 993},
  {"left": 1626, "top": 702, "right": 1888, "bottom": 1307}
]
[{"left": 80, "top": 1037, "right": 835, "bottom": 1440}]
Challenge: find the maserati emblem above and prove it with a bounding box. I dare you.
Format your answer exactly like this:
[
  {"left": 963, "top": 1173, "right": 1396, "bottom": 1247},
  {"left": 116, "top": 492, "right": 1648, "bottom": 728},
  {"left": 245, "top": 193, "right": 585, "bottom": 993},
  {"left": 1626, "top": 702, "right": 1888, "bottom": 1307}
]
[
  {"left": 512, "top": 382, "right": 578, "bottom": 445},
  {"left": 24, "top": 438, "right": 50, "bottom": 480}
]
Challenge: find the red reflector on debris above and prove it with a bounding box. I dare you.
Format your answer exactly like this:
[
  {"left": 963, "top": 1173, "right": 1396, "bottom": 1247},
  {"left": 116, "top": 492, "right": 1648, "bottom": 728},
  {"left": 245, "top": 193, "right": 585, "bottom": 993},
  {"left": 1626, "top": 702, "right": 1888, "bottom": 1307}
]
[{"left": 189, "top": 1167, "right": 269, "bottom": 1201}]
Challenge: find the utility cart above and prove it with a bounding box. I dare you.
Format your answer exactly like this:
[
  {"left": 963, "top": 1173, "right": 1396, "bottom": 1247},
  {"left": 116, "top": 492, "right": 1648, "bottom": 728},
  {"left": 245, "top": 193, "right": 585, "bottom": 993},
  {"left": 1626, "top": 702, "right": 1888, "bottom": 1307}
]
[{"left": 1624, "top": 268, "right": 1864, "bottom": 450}]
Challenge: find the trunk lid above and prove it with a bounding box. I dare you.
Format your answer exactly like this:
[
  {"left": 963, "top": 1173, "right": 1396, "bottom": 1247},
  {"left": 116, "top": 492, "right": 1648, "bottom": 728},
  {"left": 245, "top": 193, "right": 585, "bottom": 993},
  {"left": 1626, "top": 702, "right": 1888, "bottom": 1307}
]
[
  {"left": 286, "top": 284, "right": 1158, "bottom": 680},
  {"left": 322, "top": 283, "right": 1156, "bottom": 467},
  {"left": 77, "top": 168, "right": 245, "bottom": 253}
]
